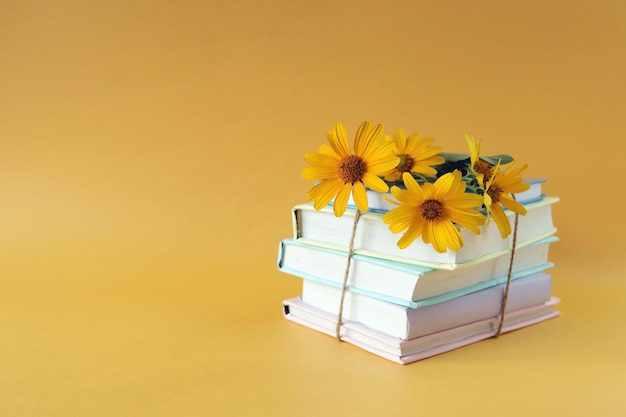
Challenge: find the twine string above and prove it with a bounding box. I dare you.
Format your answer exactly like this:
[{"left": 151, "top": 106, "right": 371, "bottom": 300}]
[
  {"left": 494, "top": 196, "right": 520, "bottom": 337},
  {"left": 335, "top": 209, "right": 361, "bottom": 340},
  {"left": 332, "top": 200, "right": 520, "bottom": 339}
]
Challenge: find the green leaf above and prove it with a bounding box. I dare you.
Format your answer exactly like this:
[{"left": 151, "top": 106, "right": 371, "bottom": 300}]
[
  {"left": 440, "top": 152, "right": 470, "bottom": 162},
  {"left": 481, "top": 154, "right": 514, "bottom": 165}
]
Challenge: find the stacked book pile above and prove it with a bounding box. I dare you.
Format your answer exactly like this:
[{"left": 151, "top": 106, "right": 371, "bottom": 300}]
[{"left": 278, "top": 181, "right": 559, "bottom": 364}]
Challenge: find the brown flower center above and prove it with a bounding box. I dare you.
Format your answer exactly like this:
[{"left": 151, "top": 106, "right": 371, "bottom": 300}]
[
  {"left": 421, "top": 199, "right": 444, "bottom": 222},
  {"left": 397, "top": 154, "right": 414, "bottom": 173},
  {"left": 474, "top": 160, "right": 493, "bottom": 181},
  {"left": 487, "top": 185, "right": 502, "bottom": 203},
  {"left": 338, "top": 155, "right": 366, "bottom": 183}
]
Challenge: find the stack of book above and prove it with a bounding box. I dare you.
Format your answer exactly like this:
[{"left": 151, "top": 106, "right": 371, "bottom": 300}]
[{"left": 278, "top": 179, "right": 560, "bottom": 364}]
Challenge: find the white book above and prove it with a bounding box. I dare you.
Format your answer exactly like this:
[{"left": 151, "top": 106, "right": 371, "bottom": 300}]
[
  {"left": 301, "top": 272, "right": 553, "bottom": 340},
  {"left": 278, "top": 235, "right": 557, "bottom": 307},
  {"left": 293, "top": 196, "right": 558, "bottom": 269},
  {"left": 283, "top": 296, "right": 560, "bottom": 364}
]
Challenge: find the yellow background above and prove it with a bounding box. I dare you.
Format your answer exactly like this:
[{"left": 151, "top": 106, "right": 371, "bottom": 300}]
[{"left": 1, "top": 1, "right": 625, "bottom": 416}]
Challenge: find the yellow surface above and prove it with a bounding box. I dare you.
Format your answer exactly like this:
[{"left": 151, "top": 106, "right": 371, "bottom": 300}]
[{"left": 1, "top": 1, "right": 625, "bottom": 416}]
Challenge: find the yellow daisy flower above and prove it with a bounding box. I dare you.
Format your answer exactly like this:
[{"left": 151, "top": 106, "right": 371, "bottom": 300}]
[
  {"left": 383, "top": 128, "right": 445, "bottom": 182},
  {"left": 302, "top": 121, "right": 400, "bottom": 217},
  {"left": 465, "top": 134, "right": 494, "bottom": 187},
  {"left": 383, "top": 171, "right": 486, "bottom": 253},
  {"left": 483, "top": 163, "right": 531, "bottom": 238}
]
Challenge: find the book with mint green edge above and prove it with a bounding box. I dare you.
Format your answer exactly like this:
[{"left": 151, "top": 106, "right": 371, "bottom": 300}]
[
  {"left": 293, "top": 196, "right": 558, "bottom": 268},
  {"left": 279, "top": 236, "right": 556, "bottom": 308},
  {"left": 301, "top": 272, "right": 554, "bottom": 340}
]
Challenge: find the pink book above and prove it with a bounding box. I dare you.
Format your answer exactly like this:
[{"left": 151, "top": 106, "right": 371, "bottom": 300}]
[{"left": 283, "top": 296, "right": 560, "bottom": 364}]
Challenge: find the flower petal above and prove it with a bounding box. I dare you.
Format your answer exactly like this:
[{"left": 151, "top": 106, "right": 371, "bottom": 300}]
[
  {"left": 304, "top": 149, "right": 339, "bottom": 166},
  {"left": 383, "top": 170, "right": 403, "bottom": 183},
  {"left": 307, "top": 178, "right": 343, "bottom": 210},
  {"left": 302, "top": 165, "right": 339, "bottom": 180},
  {"left": 383, "top": 206, "right": 417, "bottom": 233},
  {"left": 353, "top": 121, "right": 372, "bottom": 156},
  {"left": 416, "top": 154, "right": 445, "bottom": 165},
  {"left": 354, "top": 121, "right": 380, "bottom": 158},
  {"left": 435, "top": 221, "right": 463, "bottom": 252},
  {"left": 402, "top": 172, "right": 421, "bottom": 195},
  {"left": 360, "top": 123, "right": 385, "bottom": 160},
  {"left": 465, "top": 134, "right": 480, "bottom": 167},
  {"left": 396, "top": 221, "right": 424, "bottom": 249},
  {"left": 361, "top": 172, "right": 389, "bottom": 193},
  {"left": 326, "top": 122, "right": 351, "bottom": 157},
  {"left": 447, "top": 192, "right": 484, "bottom": 208},
  {"left": 500, "top": 195, "right": 527, "bottom": 215},
  {"left": 366, "top": 154, "right": 401, "bottom": 175},
  {"left": 393, "top": 128, "right": 407, "bottom": 153},
  {"left": 504, "top": 182, "right": 531, "bottom": 194},
  {"left": 333, "top": 182, "right": 353, "bottom": 217},
  {"left": 421, "top": 220, "right": 433, "bottom": 245},
  {"left": 421, "top": 182, "right": 436, "bottom": 200},
  {"left": 316, "top": 144, "right": 337, "bottom": 158},
  {"left": 390, "top": 185, "right": 421, "bottom": 206},
  {"left": 490, "top": 203, "right": 511, "bottom": 238},
  {"left": 352, "top": 180, "right": 368, "bottom": 212},
  {"left": 446, "top": 207, "right": 485, "bottom": 234},
  {"left": 433, "top": 170, "right": 463, "bottom": 200}
]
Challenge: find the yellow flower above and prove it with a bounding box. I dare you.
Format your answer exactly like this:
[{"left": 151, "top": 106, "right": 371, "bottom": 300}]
[
  {"left": 302, "top": 121, "right": 400, "bottom": 217},
  {"left": 383, "top": 128, "right": 445, "bottom": 182},
  {"left": 483, "top": 163, "right": 531, "bottom": 238},
  {"left": 383, "top": 171, "right": 486, "bottom": 253},
  {"left": 465, "top": 134, "right": 494, "bottom": 187}
]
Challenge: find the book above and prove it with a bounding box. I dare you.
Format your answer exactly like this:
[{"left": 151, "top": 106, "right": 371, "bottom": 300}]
[
  {"left": 346, "top": 178, "right": 546, "bottom": 213},
  {"left": 301, "top": 272, "right": 553, "bottom": 340},
  {"left": 278, "top": 235, "right": 557, "bottom": 308},
  {"left": 293, "top": 196, "right": 558, "bottom": 269},
  {"left": 283, "top": 296, "right": 560, "bottom": 364}
]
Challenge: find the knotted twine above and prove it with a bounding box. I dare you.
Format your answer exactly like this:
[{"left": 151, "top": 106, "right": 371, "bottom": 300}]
[{"left": 334, "top": 201, "right": 521, "bottom": 340}]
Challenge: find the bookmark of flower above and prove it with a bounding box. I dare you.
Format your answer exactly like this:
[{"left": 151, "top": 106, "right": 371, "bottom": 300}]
[{"left": 302, "top": 121, "right": 399, "bottom": 340}]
